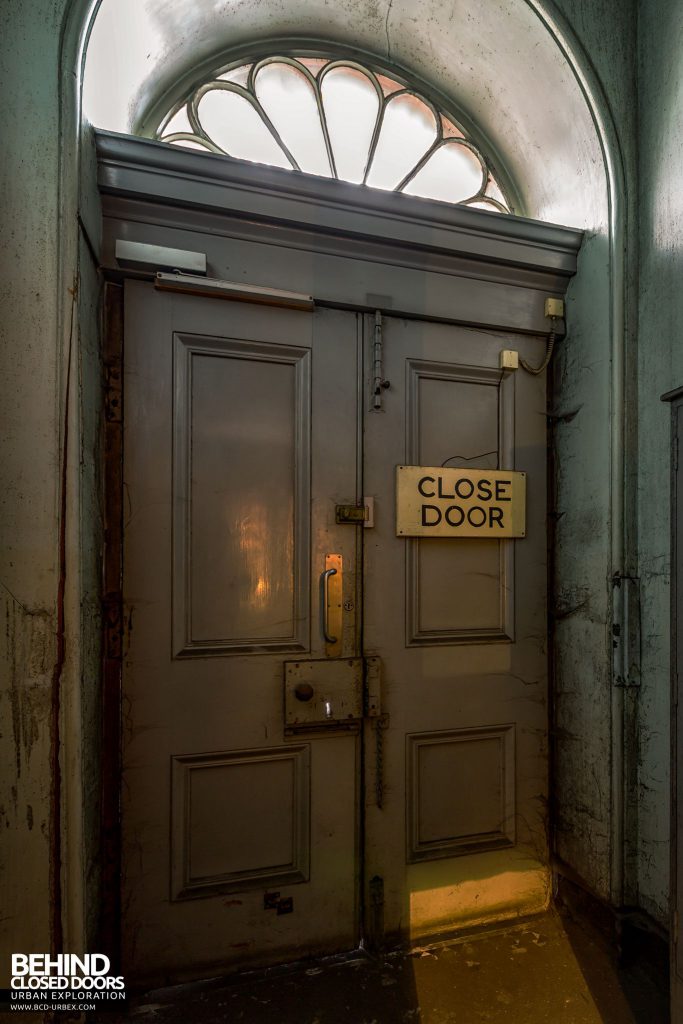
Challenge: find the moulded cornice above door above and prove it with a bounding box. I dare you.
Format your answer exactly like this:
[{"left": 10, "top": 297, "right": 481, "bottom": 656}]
[{"left": 96, "top": 130, "right": 583, "bottom": 335}]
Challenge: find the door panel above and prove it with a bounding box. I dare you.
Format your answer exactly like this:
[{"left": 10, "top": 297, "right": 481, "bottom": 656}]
[
  {"left": 405, "top": 360, "right": 515, "bottom": 644},
  {"left": 363, "top": 315, "right": 548, "bottom": 942},
  {"left": 172, "top": 334, "right": 310, "bottom": 653},
  {"left": 122, "top": 283, "right": 360, "bottom": 983}
]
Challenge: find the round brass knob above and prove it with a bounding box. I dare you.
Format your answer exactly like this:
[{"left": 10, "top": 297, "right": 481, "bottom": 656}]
[{"left": 294, "top": 682, "right": 315, "bottom": 702}]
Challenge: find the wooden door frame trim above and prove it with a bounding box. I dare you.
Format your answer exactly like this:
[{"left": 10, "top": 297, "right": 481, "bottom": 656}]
[
  {"left": 95, "top": 131, "right": 583, "bottom": 275},
  {"left": 94, "top": 131, "right": 583, "bottom": 338},
  {"left": 101, "top": 280, "right": 124, "bottom": 966},
  {"left": 663, "top": 386, "right": 682, "bottom": 1011}
]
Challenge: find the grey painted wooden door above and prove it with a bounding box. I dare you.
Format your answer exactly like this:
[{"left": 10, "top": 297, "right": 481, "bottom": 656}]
[
  {"left": 121, "top": 286, "right": 549, "bottom": 981},
  {"left": 122, "top": 283, "right": 361, "bottom": 983},
  {"left": 362, "top": 315, "right": 549, "bottom": 942}
]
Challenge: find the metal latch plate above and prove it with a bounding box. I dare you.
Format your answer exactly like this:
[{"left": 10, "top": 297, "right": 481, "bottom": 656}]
[
  {"left": 365, "top": 656, "right": 382, "bottom": 718},
  {"left": 335, "top": 498, "right": 375, "bottom": 527},
  {"left": 336, "top": 504, "right": 367, "bottom": 524},
  {"left": 284, "top": 658, "right": 363, "bottom": 732}
]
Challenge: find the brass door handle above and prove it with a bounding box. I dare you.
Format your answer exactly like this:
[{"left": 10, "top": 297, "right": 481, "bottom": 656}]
[{"left": 321, "top": 567, "right": 338, "bottom": 644}]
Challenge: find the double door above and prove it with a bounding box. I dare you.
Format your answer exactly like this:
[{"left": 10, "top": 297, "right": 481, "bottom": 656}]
[{"left": 121, "top": 281, "right": 548, "bottom": 984}]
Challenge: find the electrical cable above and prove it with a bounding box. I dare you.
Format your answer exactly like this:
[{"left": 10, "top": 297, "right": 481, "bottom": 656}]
[{"left": 520, "top": 316, "right": 561, "bottom": 375}]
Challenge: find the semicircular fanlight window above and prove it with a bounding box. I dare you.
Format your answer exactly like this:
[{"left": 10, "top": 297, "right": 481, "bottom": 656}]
[{"left": 155, "top": 55, "right": 511, "bottom": 213}]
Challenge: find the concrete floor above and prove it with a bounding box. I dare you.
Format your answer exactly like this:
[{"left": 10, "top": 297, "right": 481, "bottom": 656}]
[{"left": 99, "top": 906, "right": 668, "bottom": 1024}]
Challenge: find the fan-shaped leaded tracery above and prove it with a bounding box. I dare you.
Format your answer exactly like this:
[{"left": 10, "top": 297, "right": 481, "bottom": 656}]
[{"left": 156, "top": 56, "right": 510, "bottom": 212}]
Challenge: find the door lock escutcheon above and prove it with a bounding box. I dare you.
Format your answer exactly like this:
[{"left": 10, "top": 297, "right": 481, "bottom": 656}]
[
  {"left": 283, "top": 657, "right": 383, "bottom": 734},
  {"left": 284, "top": 658, "right": 363, "bottom": 733}
]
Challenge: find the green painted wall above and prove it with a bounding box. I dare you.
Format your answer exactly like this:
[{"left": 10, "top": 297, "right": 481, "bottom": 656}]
[
  {"left": 636, "top": 0, "right": 683, "bottom": 924},
  {"left": 551, "top": 0, "right": 674, "bottom": 927},
  {"left": 0, "top": 0, "right": 104, "bottom": 979},
  {"left": 539, "top": 0, "right": 641, "bottom": 909},
  {"left": 0, "top": 0, "right": 66, "bottom": 977}
]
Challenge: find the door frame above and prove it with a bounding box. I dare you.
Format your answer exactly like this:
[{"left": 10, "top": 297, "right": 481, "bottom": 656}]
[
  {"left": 96, "top": 130, "right": 583, "bottom": 968},
  {"left": 100, "top": 281, "right": 126, "bottom": 965},
  {"left": 663, "top": 385, "right": 683, "bottom": 1017}
]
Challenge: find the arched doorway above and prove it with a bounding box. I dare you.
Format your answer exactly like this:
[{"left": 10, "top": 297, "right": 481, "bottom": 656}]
[
  {"left": 95, "top": 125, "right": 580, "bottom": 982},
  {"left": 57, "top": 0, "right": 630, "bottom": 993}
]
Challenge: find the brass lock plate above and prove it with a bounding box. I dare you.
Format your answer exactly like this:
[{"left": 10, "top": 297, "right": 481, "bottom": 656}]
[
  {"left": 284, "top": 658, "right": 363, "bottom": 733},
  {"left": 335, "top": 504, "right": 367, "bottom": 524},
  {"left": 335, "top": 498, "right": 374, "bottom": 527}
]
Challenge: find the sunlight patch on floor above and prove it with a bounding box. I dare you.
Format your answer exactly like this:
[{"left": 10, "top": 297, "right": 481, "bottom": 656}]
[{"left": 407, "top": 852, "right": 550, "bottom": 941}]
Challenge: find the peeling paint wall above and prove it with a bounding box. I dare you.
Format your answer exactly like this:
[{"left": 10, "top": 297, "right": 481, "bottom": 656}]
[
  {"left": 547, "top": 0, "right": 640, "bottom": 908},
  {"left": 76, "top": 128, "right": 105, "bottom": 950},
  {"left": 0, "top": 0, "right": 65, "bottom": 976},
  {"left": 550, "top": 233, "right": 615, "bottom": 899},
  {"left": 636, "top": 0, "right": 683, "bottom": 925},
  {"left": 0, "top": 601, "right": 55, "bottom": 965},
  {"left": 0, "top": 0, "right": 105, "bottom": 981}
]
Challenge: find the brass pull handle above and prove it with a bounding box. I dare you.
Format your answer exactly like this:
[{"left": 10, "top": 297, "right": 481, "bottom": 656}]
[
  {"left": 321, "top": 568, "right": 338, "bottom": 643},
  {"left": 321, "top": 554, "right": 343, "bottom": 655}
]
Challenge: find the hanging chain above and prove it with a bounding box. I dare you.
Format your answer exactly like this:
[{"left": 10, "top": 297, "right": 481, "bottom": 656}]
[
  {"left": 372, "top": 311, "right": 391, "bottom": 410},
  {"left": 374, "top": 714, "right": 390, "bottom": 808}
]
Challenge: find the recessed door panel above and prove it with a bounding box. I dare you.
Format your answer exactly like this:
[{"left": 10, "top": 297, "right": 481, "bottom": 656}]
[
  {"left": 170, "top": 745, "right": 311, "bottom": 899},
  {"left": 407, "top": 726, "right": 516, "bottom": 861},
  {"left": 406, "top": 359, "right": 515, "bottom": 644},
  {"left": 173, "top": 334, "right": 311, "bottom": 653}
]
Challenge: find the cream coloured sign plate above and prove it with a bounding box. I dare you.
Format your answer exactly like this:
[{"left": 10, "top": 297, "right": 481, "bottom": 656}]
[{"left": 396, "top": 466, "right": 526, "bottom": 538}]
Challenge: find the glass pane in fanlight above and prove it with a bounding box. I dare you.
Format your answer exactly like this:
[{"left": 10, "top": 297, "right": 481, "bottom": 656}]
[
  {"left": 485, "top": 177, "right": 508, "bottom": 207},
  {"left": 298, "top": 57, "right": 329, "bottom": 77},
  {"left": 403, "top": 141, "right": 485, "bottom": 203},
  {"left": 366, "top": 93, "right": 438, "bottom": 190},
  {"left": 197, "top": 88, "right": 292, "bottom": 169},
  {"left": 375, "top": 73, "right": 404, "bottom": 97},
  {"left": 321, "top": 67, "right": 380, "bottom": 184},
  {"left": 217, "top": 64, "right": 251, "bottom": 87},
  {"left": 254, "top": 62, "right": 332, "bottom": 177},
  {"left": 160, "top": 106, "right": 192, "bottom": 136},
  {"left": 441, "top": 115, "right": 466, "bottom": 140}
]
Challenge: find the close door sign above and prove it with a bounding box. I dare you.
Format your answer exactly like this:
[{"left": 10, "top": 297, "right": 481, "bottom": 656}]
[{"left": 396, "top": 466, "right": 526, "bottom": 538}]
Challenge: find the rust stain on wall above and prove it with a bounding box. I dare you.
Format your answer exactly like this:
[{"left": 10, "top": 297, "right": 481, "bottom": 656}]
[{"left": 4, "top": 593, "right": 54, "bottom": 782}]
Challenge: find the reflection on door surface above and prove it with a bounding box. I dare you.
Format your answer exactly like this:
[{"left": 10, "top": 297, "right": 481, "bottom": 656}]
[{"left": 121, "top": 284, "right": 548, "bottom": 984}]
